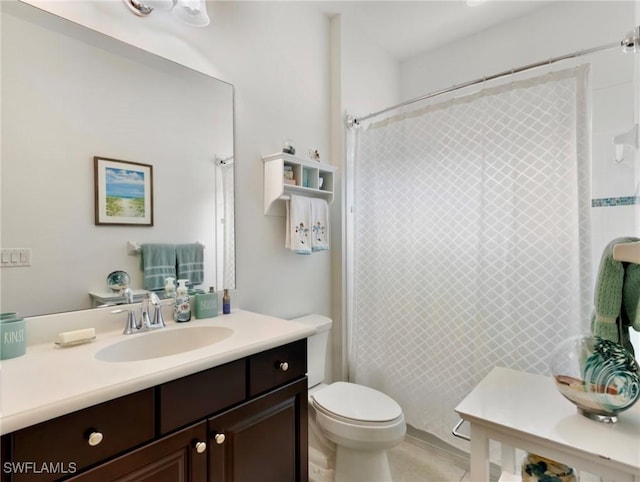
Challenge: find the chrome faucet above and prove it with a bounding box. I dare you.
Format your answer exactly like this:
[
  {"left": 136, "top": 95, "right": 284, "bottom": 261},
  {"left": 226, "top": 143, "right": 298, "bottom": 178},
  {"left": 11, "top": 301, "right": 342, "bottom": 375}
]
[{"left": 111, "top": 289, "right": 168, "bottom": 335}]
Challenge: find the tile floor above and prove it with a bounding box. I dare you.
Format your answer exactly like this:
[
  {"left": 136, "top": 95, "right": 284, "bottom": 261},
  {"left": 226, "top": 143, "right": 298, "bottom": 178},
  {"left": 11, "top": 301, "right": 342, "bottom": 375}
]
[
  {"left": 387, "top": 438, "right": 486, "bottom": 482},
  {"left": 387, "top": 437, "right": 602, "bottom": 482}
]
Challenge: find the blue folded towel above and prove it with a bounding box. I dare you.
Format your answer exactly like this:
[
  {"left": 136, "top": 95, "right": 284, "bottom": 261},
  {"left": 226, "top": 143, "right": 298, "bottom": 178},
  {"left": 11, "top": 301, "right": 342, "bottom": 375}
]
[
  {"left": 140, "top": 244, "right": 176, "bottom": 290},
  {"left": 176, "top": 243, "right": 204, "bottom": 286}
]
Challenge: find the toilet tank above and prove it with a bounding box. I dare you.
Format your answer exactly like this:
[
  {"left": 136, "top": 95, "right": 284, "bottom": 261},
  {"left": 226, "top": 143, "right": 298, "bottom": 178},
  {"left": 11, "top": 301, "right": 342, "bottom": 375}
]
[{"left": 290, "top": 314, "right": 332, "bottom": 388}]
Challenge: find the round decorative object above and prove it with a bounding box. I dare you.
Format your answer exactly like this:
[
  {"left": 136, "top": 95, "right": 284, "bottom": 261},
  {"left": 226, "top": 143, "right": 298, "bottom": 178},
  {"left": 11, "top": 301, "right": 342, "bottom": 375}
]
[
  {"left": 521, "top": 453, "right": 576, "bottom": 482},
  {"left": 106, "top": 270, "right": 131, "bottom": 292},
  {"left": 550, "top": 335, "right": 640, "bottom": 423}
]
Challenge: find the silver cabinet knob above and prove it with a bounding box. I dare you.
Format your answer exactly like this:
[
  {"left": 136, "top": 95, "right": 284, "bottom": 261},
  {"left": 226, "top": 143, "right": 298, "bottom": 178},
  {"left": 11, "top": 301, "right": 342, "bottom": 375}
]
[
  {"left": 87, "top": 431, "right": 103, "bottom": 447},
  {"left": 194, "top": 441, "right": 207, "bottom": 454},
  {"left": 279, "top": 361, "right": 289, "bottom": 372},
  {"left": 214, "top": 433, "right": 226, "bottom": 445}
]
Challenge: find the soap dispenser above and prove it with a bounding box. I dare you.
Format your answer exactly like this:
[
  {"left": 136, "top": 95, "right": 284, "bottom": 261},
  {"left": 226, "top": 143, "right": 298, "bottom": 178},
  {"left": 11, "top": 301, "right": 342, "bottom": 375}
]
[
  {"left": 164, "top": 277, "right": 176, "bottom": 299},
  {"left": 174, "top": 279, "right": 191, "bottom": 322}
]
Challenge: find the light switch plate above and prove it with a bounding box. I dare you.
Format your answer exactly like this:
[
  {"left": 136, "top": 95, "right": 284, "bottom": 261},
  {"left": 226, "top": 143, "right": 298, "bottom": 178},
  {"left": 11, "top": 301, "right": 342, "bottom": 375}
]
[{"left": 0, "top": 248, "right": 31, "bottom": 267}]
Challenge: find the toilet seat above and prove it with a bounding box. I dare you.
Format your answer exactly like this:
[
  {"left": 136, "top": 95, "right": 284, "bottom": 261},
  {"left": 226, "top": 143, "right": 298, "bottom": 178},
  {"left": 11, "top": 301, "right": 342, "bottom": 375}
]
[
  {"left": 310, "top": 382, "right": 406, "bottom": 451},
  {"left": 312, "top": 382, "right": 402, "bottom": 423}
]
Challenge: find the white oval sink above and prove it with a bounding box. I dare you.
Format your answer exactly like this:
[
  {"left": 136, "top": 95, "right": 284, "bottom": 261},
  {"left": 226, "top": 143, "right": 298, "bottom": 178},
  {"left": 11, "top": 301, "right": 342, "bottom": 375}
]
[{"left": 95, "top": 326, "right": 234, "bottom": 362}]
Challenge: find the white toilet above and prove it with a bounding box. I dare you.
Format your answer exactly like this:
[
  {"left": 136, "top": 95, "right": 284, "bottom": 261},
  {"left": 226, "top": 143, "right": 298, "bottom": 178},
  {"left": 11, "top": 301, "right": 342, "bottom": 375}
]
[{"left": 292, "top": 314, "right": 406, "bottom": 482}]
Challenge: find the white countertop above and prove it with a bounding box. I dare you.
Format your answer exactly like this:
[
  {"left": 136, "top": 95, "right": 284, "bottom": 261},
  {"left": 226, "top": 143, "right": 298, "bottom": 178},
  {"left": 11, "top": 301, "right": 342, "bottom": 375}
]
[
  {"left": 0, "top": 310, "right": 315, "bottom": 435},
  {"left": 455, "top": 366, "right": 640, "bottom": 474}
]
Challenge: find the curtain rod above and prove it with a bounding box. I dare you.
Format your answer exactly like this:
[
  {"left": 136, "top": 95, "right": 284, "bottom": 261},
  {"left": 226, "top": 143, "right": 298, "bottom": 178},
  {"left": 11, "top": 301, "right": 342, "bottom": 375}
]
[{"left": 346, "top": 38, "right": 627, "bottom": 128}]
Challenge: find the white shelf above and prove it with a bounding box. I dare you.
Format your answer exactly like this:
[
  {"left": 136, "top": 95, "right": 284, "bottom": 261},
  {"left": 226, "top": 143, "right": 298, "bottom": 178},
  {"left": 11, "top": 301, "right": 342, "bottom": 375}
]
[
  {"left": 88, "top": 289, "right": 148, "bottom": 307},
  {"left": 498, "top": 471, "right": 521, "bottom": 482},
  {"left": 262, "top": 152, "right": 337, "bottom": 216}
]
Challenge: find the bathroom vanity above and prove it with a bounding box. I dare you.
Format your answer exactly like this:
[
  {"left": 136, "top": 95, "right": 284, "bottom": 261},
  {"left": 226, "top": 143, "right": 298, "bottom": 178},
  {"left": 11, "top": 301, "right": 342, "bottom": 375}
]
[{"left": 0, "top": 310, "right": 314, "bottom": 482}]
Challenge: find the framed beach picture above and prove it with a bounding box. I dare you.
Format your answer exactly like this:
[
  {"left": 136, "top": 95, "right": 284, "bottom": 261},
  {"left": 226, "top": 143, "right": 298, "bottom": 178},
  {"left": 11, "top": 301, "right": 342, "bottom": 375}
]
[{"left": 94, "top": 157, "right": 153, "bottom": 226}]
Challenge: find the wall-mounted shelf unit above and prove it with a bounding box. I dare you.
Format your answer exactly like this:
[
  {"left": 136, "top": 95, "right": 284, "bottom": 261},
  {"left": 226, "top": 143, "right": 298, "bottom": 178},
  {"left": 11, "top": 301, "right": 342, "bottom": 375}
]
[{"left": 263, "top": 152, "right": 337, "bottom": 216}]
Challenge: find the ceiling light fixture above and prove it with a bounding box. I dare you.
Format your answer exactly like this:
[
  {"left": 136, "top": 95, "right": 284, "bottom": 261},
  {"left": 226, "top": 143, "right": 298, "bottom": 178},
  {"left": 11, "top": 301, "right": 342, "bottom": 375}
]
[{"left": 123, "top": 0, "right": 210, "bottom": 27}]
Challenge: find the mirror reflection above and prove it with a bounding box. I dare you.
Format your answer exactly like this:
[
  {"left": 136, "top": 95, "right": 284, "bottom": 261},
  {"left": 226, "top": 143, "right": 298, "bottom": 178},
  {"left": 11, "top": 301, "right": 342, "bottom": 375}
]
[{"left": 1, "top": 1, "right": 235, "bottom": 317}]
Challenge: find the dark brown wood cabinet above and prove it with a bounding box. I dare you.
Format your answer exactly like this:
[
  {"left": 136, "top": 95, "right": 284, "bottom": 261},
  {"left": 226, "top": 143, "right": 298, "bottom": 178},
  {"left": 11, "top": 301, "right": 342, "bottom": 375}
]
[
  {"left": 67, "top": 422, "right": 207, "bottom": 482},
  {"left": 208, "top": 378, "right": 308, "bottom": 482},
  {"left": 1, "top": 339, "right": 308, "bottom": 482}
]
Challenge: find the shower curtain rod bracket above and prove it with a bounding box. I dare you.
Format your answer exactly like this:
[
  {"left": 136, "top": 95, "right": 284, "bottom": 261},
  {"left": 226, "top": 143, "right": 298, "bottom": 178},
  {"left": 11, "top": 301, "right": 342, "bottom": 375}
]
[{"left": 345, "top": 114, "right": 359, "bottom": 129}]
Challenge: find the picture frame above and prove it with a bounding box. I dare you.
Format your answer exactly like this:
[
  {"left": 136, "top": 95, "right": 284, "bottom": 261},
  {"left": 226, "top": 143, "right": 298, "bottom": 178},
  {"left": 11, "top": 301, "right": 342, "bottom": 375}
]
[{"left": 94, "top": 157, "right": 153, "bottom": 226}]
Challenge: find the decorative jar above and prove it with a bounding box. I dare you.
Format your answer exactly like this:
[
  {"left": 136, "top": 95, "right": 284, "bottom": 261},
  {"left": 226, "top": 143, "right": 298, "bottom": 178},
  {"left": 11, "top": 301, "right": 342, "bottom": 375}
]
[{"left": 550, "top": 335, "right": 640, "bottom": 423}]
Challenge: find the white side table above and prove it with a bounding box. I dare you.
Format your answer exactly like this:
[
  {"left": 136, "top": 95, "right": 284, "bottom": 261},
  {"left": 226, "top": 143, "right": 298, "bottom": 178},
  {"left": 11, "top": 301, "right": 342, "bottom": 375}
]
[{"left": 455, "top": 366, "right": 640, "bottom": 482}]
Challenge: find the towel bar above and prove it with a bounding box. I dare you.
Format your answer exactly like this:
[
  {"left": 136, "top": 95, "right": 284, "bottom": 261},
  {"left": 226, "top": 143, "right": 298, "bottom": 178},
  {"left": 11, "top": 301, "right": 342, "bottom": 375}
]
[
  {"left": 451, "top": 418, "right": 471, "bottom": 441},
  {"left": 612, "top": 240, "right": 640, "bottom": 264},
  {"left": 127, "top": 241, "right": 205, "bottom": 256}
]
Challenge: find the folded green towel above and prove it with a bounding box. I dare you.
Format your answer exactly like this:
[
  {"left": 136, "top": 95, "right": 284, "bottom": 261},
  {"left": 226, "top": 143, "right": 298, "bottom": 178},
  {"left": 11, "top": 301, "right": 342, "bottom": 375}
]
[
  {"left": 140, "top": 244, "right": 176, "bottom": 291},
  {"left": 591, "top": 236, "right": 640, "bottom": 354},
  {"left": 176, "top": 243, "right": 204, "bottom": 287}
]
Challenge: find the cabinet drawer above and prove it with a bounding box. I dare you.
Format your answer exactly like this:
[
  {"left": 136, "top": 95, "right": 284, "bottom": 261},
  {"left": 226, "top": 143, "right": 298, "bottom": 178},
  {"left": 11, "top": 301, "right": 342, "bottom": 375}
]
[
  {"left": 248, "top": 339, "right": 307, "bottom": 397},
  {"left": 10, "top": 389, "right": 154, "bottom": 481},
  {"left": 158, "top": 359, "right": 245, "bottom": 435}
]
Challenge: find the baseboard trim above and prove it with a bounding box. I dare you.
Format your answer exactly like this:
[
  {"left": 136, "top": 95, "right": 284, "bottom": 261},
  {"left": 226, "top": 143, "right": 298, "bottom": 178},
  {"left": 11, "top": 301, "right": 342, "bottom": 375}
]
[{"left": 403, "top": 425, "right": 502, "bottom": 481}]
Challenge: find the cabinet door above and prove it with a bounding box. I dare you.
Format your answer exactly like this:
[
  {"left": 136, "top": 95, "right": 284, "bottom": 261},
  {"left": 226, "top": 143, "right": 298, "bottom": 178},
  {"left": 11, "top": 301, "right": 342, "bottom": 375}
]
[
  {"left": 208, "top": 378, "right": 308, "bottom": 482},
  {"left": 68, "top": 422, "right": 208, "bottom": 482}
]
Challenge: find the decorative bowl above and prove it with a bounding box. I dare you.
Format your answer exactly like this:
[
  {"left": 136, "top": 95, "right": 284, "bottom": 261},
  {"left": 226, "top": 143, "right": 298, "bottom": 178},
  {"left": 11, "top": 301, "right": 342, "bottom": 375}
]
[
  {"left": 550, "top": 335, "right": 640, "bottom": 423},
  {"left": 106, "top": 270, "right": 131, "bottom": 292},
  {"left": 521, "top": 453, "right": 576, "bottom": 482}
]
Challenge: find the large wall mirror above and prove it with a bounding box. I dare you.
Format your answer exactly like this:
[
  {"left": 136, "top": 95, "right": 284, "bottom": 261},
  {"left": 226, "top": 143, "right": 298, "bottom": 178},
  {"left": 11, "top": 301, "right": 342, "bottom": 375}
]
[{"left": 1, "top": 1, "right": 235, "bottom": 317}]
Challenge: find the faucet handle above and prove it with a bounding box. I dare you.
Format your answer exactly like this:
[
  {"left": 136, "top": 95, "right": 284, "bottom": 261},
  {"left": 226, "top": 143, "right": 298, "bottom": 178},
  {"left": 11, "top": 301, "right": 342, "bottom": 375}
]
[
  {"left": 125, "top": 310, "right": 139, "bottom": 335},
  {"left": 140, "top": 294, "right": 152, "bottom": 331},
  {"left": 111, "top": 308, "right": 139, "bottom": 335},
  {"left": 120, "top": 287, "right": 134, "bottom": 304},
  {"left": 149, "top": 292, "right": 167, "bottom": 328}
]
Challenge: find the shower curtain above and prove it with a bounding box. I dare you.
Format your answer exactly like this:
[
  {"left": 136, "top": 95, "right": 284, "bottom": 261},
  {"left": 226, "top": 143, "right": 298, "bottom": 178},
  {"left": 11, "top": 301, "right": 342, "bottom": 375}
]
[{"left": 348, "top": 65, "right": 593, "bottom": 448}]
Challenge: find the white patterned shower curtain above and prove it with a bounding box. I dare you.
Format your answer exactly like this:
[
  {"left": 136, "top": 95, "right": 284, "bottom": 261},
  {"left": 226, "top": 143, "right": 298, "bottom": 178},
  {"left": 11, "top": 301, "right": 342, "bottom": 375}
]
[{"left": 347, "top": 65, "right": 594, "bottom": 449}]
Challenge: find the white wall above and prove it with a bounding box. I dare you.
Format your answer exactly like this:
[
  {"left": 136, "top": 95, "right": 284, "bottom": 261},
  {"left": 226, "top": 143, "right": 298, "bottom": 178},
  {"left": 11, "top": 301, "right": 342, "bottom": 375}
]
[{"left": 329, "top": 14, "right": 400, "bottom": 380}]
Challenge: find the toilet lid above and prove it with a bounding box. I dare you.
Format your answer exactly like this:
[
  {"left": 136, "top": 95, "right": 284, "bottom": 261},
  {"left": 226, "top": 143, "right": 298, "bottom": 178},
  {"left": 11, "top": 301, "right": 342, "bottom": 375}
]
[{"left": 312, "top": 382, "right": 402, "bottom": 422}]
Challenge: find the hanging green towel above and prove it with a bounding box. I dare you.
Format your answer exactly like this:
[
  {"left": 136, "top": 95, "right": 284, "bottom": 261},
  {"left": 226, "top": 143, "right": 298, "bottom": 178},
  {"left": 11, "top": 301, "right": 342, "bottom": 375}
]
[
  {"left": 591, "top": 236, "right": 640, "bottom": 354},
  {"left": 176, "top": 243, "right": 204, "bottom": 286},
  {"left": 140, "top": 244, "right": 176, "bottom": 291}
]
